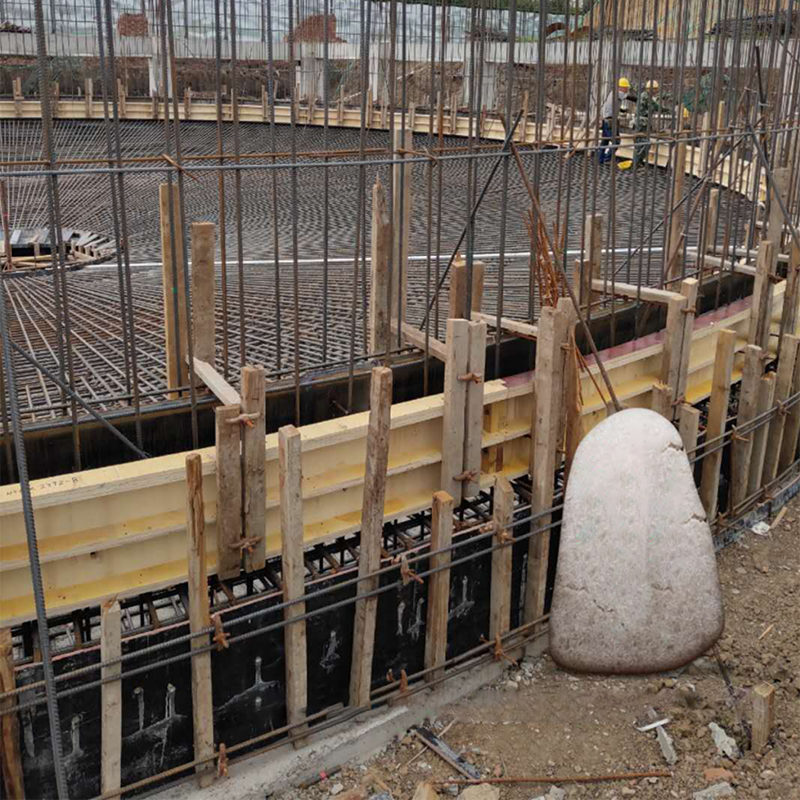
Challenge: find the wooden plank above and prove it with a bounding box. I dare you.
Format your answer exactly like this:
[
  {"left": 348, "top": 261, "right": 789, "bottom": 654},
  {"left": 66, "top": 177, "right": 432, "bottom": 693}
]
[
  {"left": 191, "top": 222, "right": 216, "bottom": 368},
  {"left": 392, "top": 128, "right": 413, "bottom": 325},
  {"left": 778, "top": 241, "right": 800, "bottom": 358},
  {"left": 666, "top": 140, "right": 687, "bottom": 283},
  {"left": 85, "top": 77, "right": 93, "bottom": 118},
  {"left": 100, "top": 600, "right": 122, "bottom": 799},
  {"left": 489, "top": 476, "right": 514, "bottom": 640},
  {"left": 472, "top": 311, "right": 538, "bottom": 341},
  {"left": 279, "top": 425, "right": 308, "bottom": 745},
  {"left": 424, "top": 490, "right": 453, "bottom": 683},
  {"left": 583, "top": 214, "right": 603, "bottom": 311},
  {"left": 675, "top": 278, "right": 700, "bottom": 405},
  {"left": 651, "top": 380, "right": 672, "bottom": 419},
  {"left": 660, "top": 294, "right": 689, "bottom": 415},
  {"left": 369, "top": 178, "right": 391, "bottom": 357},
  {"left": 524, "top": 298, "right": 570, "bottom": 626},
  {"left": 751, "top": 683, "right": 775, "bottom": 753},
  {"left": 704, "top": 187, "right": 720, "bottom": 255},
  {"left": 349, "top": 367, "right": 392, "bottom": 709},
  {"left": 679, "top": 404, "right": 701, "bottom": 455},
  {"left": 216, "top": 404, "right": 243, "bottom": 579},
  {"left": 192, "top": 358, "right": 240, "bottom": 406},
  {"left": 731, "top": 345, "right": 763, "bottom": 511},
  {"left": 0, "top": 628, "right": 24, "bottom": 800},
  {"left": 762, "top": 334, "right": 800, "bottom": 484},
  {"left": 699, "top": 329, "right": 736, "bottom": 521},
  {"left": 160, "top": 183, "right": 189, "bottom": 400},
  {"left": 440, "top": 319, "right": 470, "bottom": 503},
  {"left": 449, "top": 257, "right": 485, "bottom": 319},
  {"left": 778, "top": 339, "right": 800, "bottom": 473},
  {"left": 463, "top": 321, "right": 487, "bottom": 497},
  {"left": 749, "top": 241, "right": 775, "bottom": 351},
  {"left": 563, "top": 326, "right": 583, "bottom": 485},
  {"left": 185, "top": 453, "right": 215, "bottom": 788},
  {"left": 593, "top": 279, "right": 683, "bottom": 305},
  {"left": 400, "top": 322, "right": 447, "bottom": 362},
  {"left": 765, "top": 167, "right": 790, "bottom": 267},
  {"left": 242, "top": 366, "right": 267, "bottom": 572},
  {"left": 748, "top": 372, "right": 777, "bottom": 499}
]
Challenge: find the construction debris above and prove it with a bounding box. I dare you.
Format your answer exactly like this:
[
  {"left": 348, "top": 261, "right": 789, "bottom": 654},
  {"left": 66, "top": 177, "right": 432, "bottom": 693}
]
[
  {"left": 709, "top": 722, "right": 741, "bottom": 760},
  {"left": 693, "top": 782, "right": 736, "bottom": 799}
]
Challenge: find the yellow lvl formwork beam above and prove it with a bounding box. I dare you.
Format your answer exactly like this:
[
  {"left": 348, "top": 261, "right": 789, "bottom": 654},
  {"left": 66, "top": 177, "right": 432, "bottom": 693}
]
[{"left": 0, "top": 282, "right": 790, "bottom": 624}]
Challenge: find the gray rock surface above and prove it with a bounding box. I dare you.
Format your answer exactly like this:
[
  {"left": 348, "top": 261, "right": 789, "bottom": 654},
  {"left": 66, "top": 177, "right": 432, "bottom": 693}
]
[
  {"left": 709, "top": 722, "right": 740, "bottom": 759},
  {"left": 693, "top": 782, "right": 735, "bottom": 799},
  {"left": 549, "top": 408, "right": 724, "bottom": 673}
]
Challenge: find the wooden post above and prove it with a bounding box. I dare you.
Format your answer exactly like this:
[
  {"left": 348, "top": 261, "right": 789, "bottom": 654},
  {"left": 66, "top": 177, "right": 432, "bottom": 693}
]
[
  {"left": 369, "top": 178, "right": 391, "bottom": 357},
  {"left": 338, "top": 85, "right": 345, "bottom": 125},
  {"left": 12, "top": 77, "right": 22, "bottom": 118},
  {"left": 765, "top": 167, "right": 790, "bottom": 266},
  {"left": 778, "top": 242, "right": 800, "bottom": 358},
  {"left": 100, "top": 601, "right": 122, "bottom": 799},
  {"left": 762, "top": 334, "right": 800, "bottom": 484},
  {"left": 563, "top": 327, "right": 583, "bottom": 485},
  {"left": 679, "top": 404, "right": 701, "bottom": 456},
  {"left": 160, "top": 183, "right": 189, "bottom": 399},
  {"left": 392, "top": 128, "right": 413, "bottom": 326},
  {"left": 216, "top": 404, "right": 243, "bottom": 579},
  {"left": 424, "top": 491, "right": 453, "bottom": 684},
  {"left": 748, "top": 372, "right": 777, "bottom": 499},
  {"left": 0, "top": 628, "right": 24, "bottom": 800},
  {"left": 440, "top": 319, "right": 470, "bottom": 503},
  {"left": 242, "top": 365, "right": 267, "bottom": 572},
  {"left": 731, "top": 345, "right": 763, "bottom": 511},
  {"left": 705, "top": 187, "right": 720, "bottom": 255},
  {"left": 0, "top": 181, "right": 12, "bottom": 271},
  {"left": 191, "top": 222, "right": 216, "bottom": 369},
  {"left": 651, "top": 381, "right": 673, "bottom": 419},
  {"left": 581, "top": 214, "right": 604, "bottom": 312},
  {"left": 350, "top": 367, "right": 392, "bottom": 709},
  {"left": 185, "top": 454, "right": 215, "bottom": 787},
  {"left": 751, "top": 683, "right": 775, "bottom": 753},
  {"left": 676, "top": 278, "right": 699, "bottom": 403},
  {"left": 749, "top": 241, "right": 775, "bottom": 351},
  {"left": 525, "top": 298, "right": 570, "bottom": 626},
  {"left": 85, "top": 77, "right": 93, "bottom": 117},
  {"left": 279, "top": 425, "right": 308, "bottom": 745},
  {"left": 699, "top": 329, "right": 736, "bottom": 521},
  {"left": 184, "top": 87, "right": 192, "bottom": 119},
  {"left": 463, "top": 321, "right": 487, "bottom": 498},
  {"left": 489, "top": 476, "right": 514, "bottom": 640},
  {"left": 117, "top": 80, "right": 126, "bottom": 118},
  {"left": 666, "top": 140, "right": 687, "bottom": 283},
  {"left": 660, "top": 278, "right": 698, "bottom": 416},
  {"left": 778, "top": 342, "right": 800, "bottom": 472},
  {"left": 449, "top": 256, "right": 485, "bottom": 320},
  {"left": 519, "top": 91, "right": 529, "bottom": 142}
]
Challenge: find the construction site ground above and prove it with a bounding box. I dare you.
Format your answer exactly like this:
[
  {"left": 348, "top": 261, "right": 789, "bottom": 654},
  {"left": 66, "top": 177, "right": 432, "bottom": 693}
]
[{"left": 280, "top": 494, "right": 800, "bottom": 800}]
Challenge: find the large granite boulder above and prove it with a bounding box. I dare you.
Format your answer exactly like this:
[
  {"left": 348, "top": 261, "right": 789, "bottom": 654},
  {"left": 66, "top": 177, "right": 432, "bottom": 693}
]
[{"left": 550, "top": 408, "right": 724, "bottom": 673}]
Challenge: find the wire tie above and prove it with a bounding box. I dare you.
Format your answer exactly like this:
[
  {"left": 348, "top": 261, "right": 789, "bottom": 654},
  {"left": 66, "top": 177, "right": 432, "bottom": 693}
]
[
  {"left": 230, "top": 536, "right": 262, "bottom": 554},
  {"left": 730, "top": 426, "right": 750, "bottom": 443},
  {"left": 161, "top": 152, "right": 200, "bottom": 182},
  {"left": 458, "top": 371, "right": 483, "bottom": 384},
  {"left": 226, "top": 411, "right": 260, "bottom": 427},
  {"left": 398, "top": 553, "right": 424, "bottom": 586},
  {"left": 778, "top": 400, "right": 789, "bottom": 417},
  {"left": 481, "top": 633, "right": 518, "bottom": 667},
  {"left": 455, "top": 469, "right": 478, "bottom": 482},
  {"left": 212, "top": 613, "right": 230, "bottom": 652}
]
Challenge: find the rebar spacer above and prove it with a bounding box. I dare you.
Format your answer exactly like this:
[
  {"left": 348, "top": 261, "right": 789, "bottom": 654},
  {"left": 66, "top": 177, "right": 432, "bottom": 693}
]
[{"left": 212, "top": 613, "right": 230, "bottom": 651}]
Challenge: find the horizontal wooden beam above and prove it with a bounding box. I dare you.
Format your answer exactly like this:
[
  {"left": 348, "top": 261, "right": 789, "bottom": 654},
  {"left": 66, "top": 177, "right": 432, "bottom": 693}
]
[
  {"left": 192, "top": 358, "right": 240, "bottom": 406},
  {"left": 472, "top": 311, "right": 538, "bottom": 340},
  {"left": 0, "top": 280, "right": 787, "bottom": 624},
  {"left": 400, "top": 322, "right": 447, "bottom": 363},
  {"left": 591, "top": 279, "right": 684, "bottom": 305}
]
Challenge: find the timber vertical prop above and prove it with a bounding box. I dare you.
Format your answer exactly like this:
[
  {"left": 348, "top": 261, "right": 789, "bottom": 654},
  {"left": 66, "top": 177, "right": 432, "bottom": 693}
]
[
  {"left": 778, "top": 242, "right": 800, "bottom": 359},
  {"left": 369, "top": 178, "right": 391, "bottom": 357},
  {"left": 191, "top": 222, "right": 216, "bottom": 369},
  {"left": 581, "top": 214, "right": 603, "bottom": 314},
  {"left": 731, "top": 345, "right": 763, "bottom": 511},
  {"left": 0, "top": 628, "right": 24, "bottom": 800},
  {"left": 392, "top": 128, "right": 413, "bottom": 326},
  {"left": 160, "top": 183, "right": 189, "bottom": 399},
  {"left": 489, "top": 476, "right": 514, "bottom": 640},
  {"left": 751, "top": 683, "right": 776, "bottom": 753},
  {"left": 101, "top": 601, "right": 122, "bottom": 800},
  {"left": 778, "top": 341, "right": 800, "bottom": 473},
  {"left": 424, "top": 490, "right": 454, "bottom": 684},
  {"left": 699, "top": 329, "right": 736, "bottom": 521},
  {"left": 185, "top": 453, "right": 215, "bottom": 788},
  {"left": 440, "top": 319, "right": 470, "bottom": 503},
  {"left": 666, "top": 140, "right": 687, "bottom": 284},
  {"left": 463, "top": 321, "right": 487, "bottom": 498},
  {"left": 242, "top": 365, "right": 267, "bottom": 572},
  {"left": 749, "top": 241, "right": 775, "bottom": 351},
  {"left": 350, "top": 366, "right": 392, "bottom": 709},
  {"left": 762, "top": 334, "right": 800, "bottom": 484},
  {"left": 279, "top": 425, "right": 308, "bottom": 746},
  {"left": 216, "top": 404, "right": 243, "bottom": 579},
  {"left": 525, "top": 298, "right": 570, "bottom": 628},
  {"left": 679, "top": 404, "right": 701, "bottom": 455},
  {"left": 449, "top": 255, "right": 486, "bottom": 320},
  {"left": 748, "top": 372, "right": 777, "bottom": 499}
]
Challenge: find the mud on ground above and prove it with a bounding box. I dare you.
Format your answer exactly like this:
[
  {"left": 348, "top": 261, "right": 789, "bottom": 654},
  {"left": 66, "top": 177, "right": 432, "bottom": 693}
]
[{"left": 282, "top": 493, "right": 800, "bottom": 800}]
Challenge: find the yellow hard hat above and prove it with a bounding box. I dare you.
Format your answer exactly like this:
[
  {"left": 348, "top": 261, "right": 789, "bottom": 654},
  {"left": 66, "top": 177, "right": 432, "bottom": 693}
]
[
  {"left": 619, "top": 77, "right": 631, "bottom": 90},
  {"left": 683, "top": 107, "right": 690, "bottom": 119},
  {"left": 645, "top": 79, "right": 659, "bottom": 91},
  {"left": 618, "top": 160, "right": 633, "bottom": 170}
]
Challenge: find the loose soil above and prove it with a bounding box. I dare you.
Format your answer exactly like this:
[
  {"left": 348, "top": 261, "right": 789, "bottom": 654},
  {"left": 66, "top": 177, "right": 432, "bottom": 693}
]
[{"left": 281, "top": 493, "right": 800, "bottom": 800}]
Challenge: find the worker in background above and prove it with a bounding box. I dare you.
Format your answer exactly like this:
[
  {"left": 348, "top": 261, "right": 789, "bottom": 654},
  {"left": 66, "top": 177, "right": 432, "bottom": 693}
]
[
  {"left": 599, "top": 77, "right": 632, "bottom": 165},
  {"left": 632, "top": 79, "right": 662, "bottom": 168}
]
